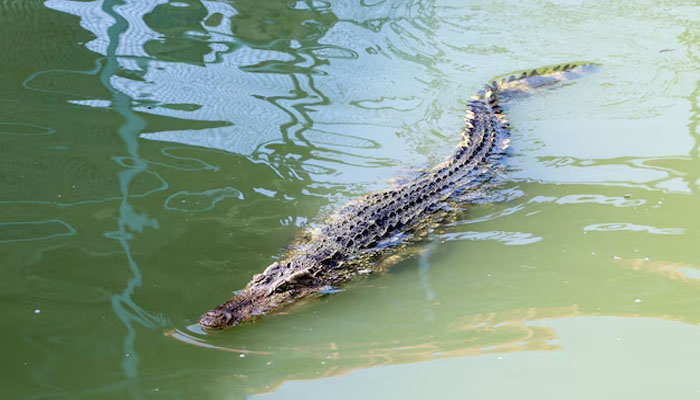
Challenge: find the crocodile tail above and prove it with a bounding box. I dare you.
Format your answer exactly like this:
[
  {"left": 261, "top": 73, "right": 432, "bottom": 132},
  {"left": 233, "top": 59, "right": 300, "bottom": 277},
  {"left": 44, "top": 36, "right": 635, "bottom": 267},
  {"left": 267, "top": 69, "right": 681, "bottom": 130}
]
[{"left": 489, "top": 62, "right": 599, "bottom": 100}]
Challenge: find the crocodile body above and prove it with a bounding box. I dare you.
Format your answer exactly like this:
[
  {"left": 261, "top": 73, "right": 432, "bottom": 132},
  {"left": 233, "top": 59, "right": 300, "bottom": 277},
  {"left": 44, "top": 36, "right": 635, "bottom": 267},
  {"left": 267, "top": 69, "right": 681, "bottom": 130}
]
[{"left": 199, "top": 63, "right": 597, "bottom": 329}]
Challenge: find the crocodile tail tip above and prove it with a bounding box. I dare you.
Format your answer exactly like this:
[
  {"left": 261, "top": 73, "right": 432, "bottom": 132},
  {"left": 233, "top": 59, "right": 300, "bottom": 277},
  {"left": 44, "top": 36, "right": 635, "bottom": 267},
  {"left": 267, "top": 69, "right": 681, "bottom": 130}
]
[{"left": 493, "top": 62, "right": 600, "bottom": 100}]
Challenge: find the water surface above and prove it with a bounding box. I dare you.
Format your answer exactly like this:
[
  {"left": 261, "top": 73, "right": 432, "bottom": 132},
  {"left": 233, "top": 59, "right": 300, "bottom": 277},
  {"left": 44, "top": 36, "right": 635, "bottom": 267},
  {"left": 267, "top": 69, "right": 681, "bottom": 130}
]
[{"left": 1, "top": 0, "right": 700, "bottom": 398}]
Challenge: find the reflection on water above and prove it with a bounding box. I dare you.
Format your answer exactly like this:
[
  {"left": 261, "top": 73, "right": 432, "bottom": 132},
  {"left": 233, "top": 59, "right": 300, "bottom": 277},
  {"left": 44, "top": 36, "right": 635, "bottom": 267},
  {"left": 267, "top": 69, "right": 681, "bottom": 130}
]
[
  {"left": 99, "top": 0, "right": 163, "bottom": 389},
  {"left": 1, "top": 0, "right": 700, "bottom": 398},
  {"left": 256, "top": 316, "right": 700, "bottom": 399}
]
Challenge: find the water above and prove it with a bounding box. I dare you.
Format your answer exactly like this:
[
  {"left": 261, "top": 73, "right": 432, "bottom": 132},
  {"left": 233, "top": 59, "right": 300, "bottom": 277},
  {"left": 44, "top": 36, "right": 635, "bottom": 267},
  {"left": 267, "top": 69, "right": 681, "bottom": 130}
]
[{"left": 1, "top": 0, "right": 699, "bottom": 398}]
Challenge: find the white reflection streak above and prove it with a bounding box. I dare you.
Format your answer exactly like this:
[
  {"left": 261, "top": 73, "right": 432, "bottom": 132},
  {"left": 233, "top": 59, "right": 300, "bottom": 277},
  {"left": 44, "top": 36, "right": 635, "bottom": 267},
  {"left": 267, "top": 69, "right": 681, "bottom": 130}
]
[
  {"left": 46, "top": 0, "right": 163, "bottom": 392},
  {"left": 99, "top": 1, "right": 166, "bottom": 394}
]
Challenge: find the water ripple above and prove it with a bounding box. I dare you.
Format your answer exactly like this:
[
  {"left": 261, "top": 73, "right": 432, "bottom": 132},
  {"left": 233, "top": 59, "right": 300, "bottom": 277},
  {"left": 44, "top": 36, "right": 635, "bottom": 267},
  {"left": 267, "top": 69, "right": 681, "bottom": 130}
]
[
  {"left": 164, "top": 187, "right": 244, "bottom": 212},
  {"left": 530, "top": 194, "right": 645, "bottom": 207},
  {"left": 441, "top": 230, "right": 542, "bottom": 246},
  {"left": 584, "top": 223, "right": 684, "bottom": 235},
  {"left": 351, "top": 95, "right": 422, "bottom": 111},
  {"left": 0, "top": 122, "right": 55, "bottom": 136},
  {"left": 0, "top": 220, "right": 76, "bottom": 244}
]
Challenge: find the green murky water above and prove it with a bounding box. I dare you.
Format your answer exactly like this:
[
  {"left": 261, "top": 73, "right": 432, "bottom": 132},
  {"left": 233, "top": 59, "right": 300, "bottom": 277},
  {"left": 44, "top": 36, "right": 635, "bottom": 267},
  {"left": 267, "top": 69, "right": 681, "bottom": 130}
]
[{"left": 1, "top": 0, "right": 699, "bottom": 398}]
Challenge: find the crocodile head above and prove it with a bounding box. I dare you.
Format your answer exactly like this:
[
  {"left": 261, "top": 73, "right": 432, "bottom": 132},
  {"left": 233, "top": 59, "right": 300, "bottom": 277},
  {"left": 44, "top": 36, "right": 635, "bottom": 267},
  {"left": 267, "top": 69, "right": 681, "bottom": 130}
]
[
  {"left": 198, "top": 260, "right": 317, "bottom": 329},
  {"left": 199, "top": 309, "right": 236, "bottom": 328},
  {"left": 199, "top": 254, "right": 339, "bottom": 329},
  {"left": 198, "top": 290, "right": 272, "bottom": 329}
]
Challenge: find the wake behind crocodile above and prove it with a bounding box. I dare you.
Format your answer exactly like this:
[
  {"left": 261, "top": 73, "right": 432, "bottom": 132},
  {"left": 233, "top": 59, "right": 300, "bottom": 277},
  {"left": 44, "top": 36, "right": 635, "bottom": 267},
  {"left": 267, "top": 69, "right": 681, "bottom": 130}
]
[{"left": 199, "top": 63, "right": 598, "bottom": 329}]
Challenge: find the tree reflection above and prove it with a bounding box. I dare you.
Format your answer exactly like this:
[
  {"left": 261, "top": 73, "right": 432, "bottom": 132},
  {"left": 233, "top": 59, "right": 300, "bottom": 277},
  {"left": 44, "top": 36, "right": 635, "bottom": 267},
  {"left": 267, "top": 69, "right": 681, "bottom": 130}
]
[
  {"left": 231, "top": 0, "right": 338, "bottom": 49},
  {"left": 228, "top": 0, "right": 340, "bottom": 183},
  {"left": 143, "top": 0, "right": 213, "bottom": 65}
]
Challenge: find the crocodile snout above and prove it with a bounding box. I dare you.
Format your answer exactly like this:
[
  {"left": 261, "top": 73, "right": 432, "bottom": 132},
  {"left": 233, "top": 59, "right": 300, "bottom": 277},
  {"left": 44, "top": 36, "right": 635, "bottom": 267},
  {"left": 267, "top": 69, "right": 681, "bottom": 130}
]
[{"left": 198, "top": 309, "right": 235, "bottom": 329}]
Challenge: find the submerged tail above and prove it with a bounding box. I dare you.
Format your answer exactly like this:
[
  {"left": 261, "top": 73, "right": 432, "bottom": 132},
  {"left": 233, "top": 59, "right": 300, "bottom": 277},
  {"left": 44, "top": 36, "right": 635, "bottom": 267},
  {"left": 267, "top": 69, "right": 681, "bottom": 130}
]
[
  {"left": 487, "top": 62, "right": 599, "bottom": 101},
  {"left": 454, "top": 61, "right": 599, "bottom": 188}
]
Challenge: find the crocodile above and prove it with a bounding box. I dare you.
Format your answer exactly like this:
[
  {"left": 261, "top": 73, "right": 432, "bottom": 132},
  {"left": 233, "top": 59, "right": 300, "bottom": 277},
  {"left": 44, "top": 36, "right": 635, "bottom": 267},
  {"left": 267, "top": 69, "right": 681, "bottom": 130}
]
[{"left": 199, "top": 63, "right": 598, "bottom": 329}]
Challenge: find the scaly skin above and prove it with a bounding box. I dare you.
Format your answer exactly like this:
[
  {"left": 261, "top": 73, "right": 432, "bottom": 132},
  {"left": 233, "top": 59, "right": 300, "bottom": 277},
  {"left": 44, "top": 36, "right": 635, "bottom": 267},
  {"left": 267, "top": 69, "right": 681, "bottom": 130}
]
[{"left": 199, "top": 63, "right": 598, "bottom": 329}]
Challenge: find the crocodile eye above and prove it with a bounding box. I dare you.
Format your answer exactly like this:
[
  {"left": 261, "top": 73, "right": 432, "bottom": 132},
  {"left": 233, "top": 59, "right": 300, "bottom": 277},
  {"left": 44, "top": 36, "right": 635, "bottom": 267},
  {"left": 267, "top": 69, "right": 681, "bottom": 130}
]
[{"left": 223, "top": 311, "right": 234, "bottom": 324}]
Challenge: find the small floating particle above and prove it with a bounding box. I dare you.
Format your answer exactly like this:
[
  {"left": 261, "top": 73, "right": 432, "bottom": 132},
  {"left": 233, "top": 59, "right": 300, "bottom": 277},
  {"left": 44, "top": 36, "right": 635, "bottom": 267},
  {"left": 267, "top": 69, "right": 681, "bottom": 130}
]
[
  {"left": 635, "top": 298, "right": 642, "bottom": 303},
  {"left": 358, "top": 269, "right": 372, "bottom": 275},
  {"left": 239, "top": 354, "right": 246, "bottom": 358},
  {"left": 612, "top": 256, "right": 621, "bottom": 260},
  {"left": 33, "top": 309, "right": 40, "bottom": 314},
  {"left": 643, "top": 257, "right": 650, "bottom": 261}
]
